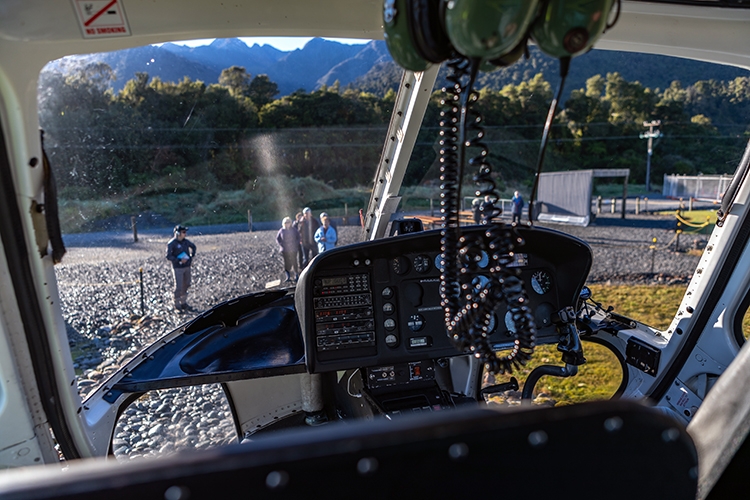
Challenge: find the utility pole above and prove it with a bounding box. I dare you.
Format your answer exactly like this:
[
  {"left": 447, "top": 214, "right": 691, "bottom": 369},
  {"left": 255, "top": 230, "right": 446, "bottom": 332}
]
[{"left": 640, "top": 120, "right": 661, "bottom": 192}]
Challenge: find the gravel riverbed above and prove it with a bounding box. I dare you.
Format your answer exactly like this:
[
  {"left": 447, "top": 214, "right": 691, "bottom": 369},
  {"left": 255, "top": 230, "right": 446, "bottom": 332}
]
[{"left": 56, "top": 214, "right": 704, "bottom": 460}]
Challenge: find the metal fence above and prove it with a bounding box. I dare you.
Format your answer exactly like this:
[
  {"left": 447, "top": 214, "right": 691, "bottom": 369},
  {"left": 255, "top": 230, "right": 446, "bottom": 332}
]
[{"left": 663, "top": 174, "right": 732, "bottom": 202}]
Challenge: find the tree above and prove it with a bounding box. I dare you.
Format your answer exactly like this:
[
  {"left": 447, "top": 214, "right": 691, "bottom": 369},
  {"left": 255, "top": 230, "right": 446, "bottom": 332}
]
[
  {"left": 248, "top": 74, "right": 278, "bottom": 108},
  {"left": 603, "top": 72, "right": 656, "bottom": 129},
  {"left": 219, "top": 66, "right": 251, "bottom": 98}
]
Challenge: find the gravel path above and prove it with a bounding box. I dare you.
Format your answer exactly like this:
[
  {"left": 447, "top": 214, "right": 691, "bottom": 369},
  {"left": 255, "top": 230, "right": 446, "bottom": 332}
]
[{"left": 56, "top": 214, "right": 703, "bottom": 460}]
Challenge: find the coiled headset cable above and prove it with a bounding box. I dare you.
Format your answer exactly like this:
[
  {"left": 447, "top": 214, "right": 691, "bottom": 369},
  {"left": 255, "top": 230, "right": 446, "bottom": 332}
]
[{"left": 439, "top": 57, "right": 536, "bottom": 374}]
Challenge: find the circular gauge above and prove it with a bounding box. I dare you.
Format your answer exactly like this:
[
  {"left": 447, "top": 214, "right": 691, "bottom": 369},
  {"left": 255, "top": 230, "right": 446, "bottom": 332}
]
[
  {"left": 531, "top": 270, "right": 552, "bottom": 295},
  {"left": 392, "top": 256, "right": 410, "bottom": 275},
  {"left": 486, "top": 312, "right": 497, "bottom": 334},
  {"left": 505, "top": 310, "right": 517, "bottom": 334},
  {"left": 434, "top": 253, "right": 445, "bottom": 273},
  {"left": 413, "top": 254, "right": 432, "bottom": 273},
  {"left": 471, "top": 275, "right": 490, "bottom": 294},
  {"left": 477, "top": 250, "right": 489, "bottom": 269}
]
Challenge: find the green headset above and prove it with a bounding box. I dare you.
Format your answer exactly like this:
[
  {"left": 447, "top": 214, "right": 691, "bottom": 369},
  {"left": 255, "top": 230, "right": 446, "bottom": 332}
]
[{"left": 383, "top": 0, "right": 616, "bottom": 71}]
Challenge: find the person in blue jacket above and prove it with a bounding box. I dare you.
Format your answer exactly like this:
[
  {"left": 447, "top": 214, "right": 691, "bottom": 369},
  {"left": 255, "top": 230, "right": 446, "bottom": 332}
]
[
  {"left": 166, "top": 225, "right": 197, "bottom": 312},
  {"left": 511, "top": 191, "right": 525, "bottom": 224},
  {"left": 314, "top": 213, "right": 337, "bottom": 253}
]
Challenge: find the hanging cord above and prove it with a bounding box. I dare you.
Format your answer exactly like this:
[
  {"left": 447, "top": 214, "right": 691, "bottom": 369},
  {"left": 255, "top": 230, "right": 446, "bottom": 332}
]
[
  {"left": 528, "top": 56, "right": 571, "bottom": 224},
  {"left": 439, "top": 57, "right": 537, "bottom": 374},
  {"left": 605, "top": 0, "right": 622, "bottom": 33}
]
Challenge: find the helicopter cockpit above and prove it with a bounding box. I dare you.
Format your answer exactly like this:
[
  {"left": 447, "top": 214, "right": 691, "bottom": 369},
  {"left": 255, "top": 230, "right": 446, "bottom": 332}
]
[{"left": 1, "top": 0, "right": 750, "bottom": 498}]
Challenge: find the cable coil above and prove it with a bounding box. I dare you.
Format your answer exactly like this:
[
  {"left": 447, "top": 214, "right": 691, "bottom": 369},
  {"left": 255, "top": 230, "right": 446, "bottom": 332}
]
[{"left": 439, "top": 58, "right": 536, "bottom": 374}]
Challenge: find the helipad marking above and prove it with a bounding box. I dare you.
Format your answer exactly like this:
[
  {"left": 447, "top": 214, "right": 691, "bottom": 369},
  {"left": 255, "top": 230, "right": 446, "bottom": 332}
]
[{"left": 72, "top": 0, "right": 131, "bottom": 38}]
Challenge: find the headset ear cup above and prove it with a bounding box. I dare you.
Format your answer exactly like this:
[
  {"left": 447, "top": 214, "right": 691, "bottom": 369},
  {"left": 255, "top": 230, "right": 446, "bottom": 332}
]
[
  {"left": 487, "top": 38, "right": 528, "bottom": 68},
  {"left": 444, "top": 0, "right": 540, "bottom": 60},
  {"left": 383, "top": 0, "right": 432, "bottom": 71},
  {"left": 531, "top": 0, "right": 615, "bottom": 58},
  {"left": 410, "top": 0, "right": 453, "bottom": 64}
]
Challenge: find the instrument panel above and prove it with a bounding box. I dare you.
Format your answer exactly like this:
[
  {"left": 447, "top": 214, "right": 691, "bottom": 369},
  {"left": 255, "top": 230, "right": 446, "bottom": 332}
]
[{"left": 296, "top": 225, "right": 592, "bottom": 373}]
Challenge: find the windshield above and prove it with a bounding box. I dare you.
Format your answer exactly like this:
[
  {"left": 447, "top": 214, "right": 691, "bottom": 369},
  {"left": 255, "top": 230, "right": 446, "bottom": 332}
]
[
  {"left": 35, "top": 35, "right": 749, "bottom": 458},
  {"left": 37, "top": 37, "right": 392, "bottom": 403}
]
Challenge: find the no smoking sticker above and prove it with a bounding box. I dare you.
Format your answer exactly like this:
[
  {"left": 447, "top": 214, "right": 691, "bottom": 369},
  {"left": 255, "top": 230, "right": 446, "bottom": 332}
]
[{"left": 72, "top": 0, "right": 131, "bottom": 38}]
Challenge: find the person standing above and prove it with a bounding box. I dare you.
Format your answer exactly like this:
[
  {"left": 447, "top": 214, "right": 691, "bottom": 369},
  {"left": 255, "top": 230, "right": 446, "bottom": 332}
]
[
  {"left": 478, "top": 195, "right": 495, "bottom": 223},
  {"left": 511, "top": 191, "right": 525, "bottom": 224},
  {"left": 166, "top": 225, "right": 197, "bottom": 312},
  {"left": 314, "top": 213, "right": 337, "bottom": 253},
  {"left": 299, "top": 207, "right": 320, "bottom": 267},
  {"left": 292, "top": 211, "right": 305, "bottom": 270},
  {"left": 320, "top": 212, "right": 337, "bottom": 243},
  {"left": 471, "top": 197, "right": 482, "bottom": 224},
  {"left": 276, "top": 216, "right": 301, "bottom": 282}
]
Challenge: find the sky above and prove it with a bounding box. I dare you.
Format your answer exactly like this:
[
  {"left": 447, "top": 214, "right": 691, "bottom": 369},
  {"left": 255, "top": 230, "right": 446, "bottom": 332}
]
[{"left": 170, "top": 37, "right": 369, "bottom": 52}]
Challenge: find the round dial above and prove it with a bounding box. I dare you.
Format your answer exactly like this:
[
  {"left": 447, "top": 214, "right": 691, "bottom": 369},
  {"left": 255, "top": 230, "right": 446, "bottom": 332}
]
[
  {"left": 392, "top": 256, "right": 410, "bottom": 275},
  {"left": 531, "top": 270, "right": 552, "bottom": 295},
  {"left": 477, "top": 250, "right": 489, "bottom": 269},
  {"left": 413, "top": 254, "right": 432, "bottom": 273},
  {"left": 471, "top": 275, "right": 490, "bottom": 294},
  {"left": 505, "top": 310, "right": 517, "bottom": 334},
  {"left": 486, "top": 312, "right": 497, "bottom": 334},
  {"left": 434, "top": 253, "right": 445, "bottom": 273},
  {"left": 407, "top": 314, "right": 425, "bottom": 332}
]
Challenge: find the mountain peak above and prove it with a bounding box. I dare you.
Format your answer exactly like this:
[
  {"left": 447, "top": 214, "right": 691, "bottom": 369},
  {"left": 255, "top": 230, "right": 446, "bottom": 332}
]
[{"left": 209, "top": 38, "right": 250, "bottom": 50}]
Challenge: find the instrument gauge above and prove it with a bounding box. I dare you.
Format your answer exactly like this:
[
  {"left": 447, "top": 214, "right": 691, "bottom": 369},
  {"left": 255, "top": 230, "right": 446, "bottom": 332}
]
[
  {"left": 504, "top": 310, "right": 517, "bottom": 334},
  {"left": 477, "top": 250, "right": 489, "bottom": 269},
  {"left": 434, "top": 253, "right": 445, "bottom": 273},
  {"left": 486, "top": 312, "right": 497, "bottom": 334},
  {"left": 413, "top": 254, "right": 432, "bottom": 273},
  {"left": 531, "top": 270, "right": 552, "bottom": 295},
  {"left": 471, "top": 275, "right": 490, "bottom": 293},
  {"left": 392, "top": 256, "right": 410, "bottom": 275}
]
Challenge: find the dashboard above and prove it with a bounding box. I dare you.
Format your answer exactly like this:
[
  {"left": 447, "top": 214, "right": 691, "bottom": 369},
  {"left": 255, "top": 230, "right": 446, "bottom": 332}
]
[{"left": 295, "top": 224, "right": 592, "bottom": 374}]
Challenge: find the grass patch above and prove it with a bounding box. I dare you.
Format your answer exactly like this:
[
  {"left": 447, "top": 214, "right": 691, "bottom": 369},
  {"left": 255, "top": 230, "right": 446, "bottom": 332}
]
[
  {"left": 655, "top": 208, "right": 717, "bottom": 235},
  {"left": 489, "top": 283, "right": 689, "bottom": 406},
  {"left": 58, "top": 177, "right": 373, "bottom": 233},
  {"left": 588, "top": 284, "right": 688, "bottom": 331}
]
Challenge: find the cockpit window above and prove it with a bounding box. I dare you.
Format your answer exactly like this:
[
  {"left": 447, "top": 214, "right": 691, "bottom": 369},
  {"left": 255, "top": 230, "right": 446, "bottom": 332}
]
[{"left": 37, "top": 38, "right": 389, "bottom": 400}]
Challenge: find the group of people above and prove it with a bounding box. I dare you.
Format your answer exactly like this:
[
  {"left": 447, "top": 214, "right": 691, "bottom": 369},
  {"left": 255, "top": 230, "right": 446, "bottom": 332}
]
[
  {"left": 166, "top": 194, "right": 524, "bottom": 312},
  {"left": 276, "top": 207, "right": 337, "bottom": 282},
  {"left": 164, "top": 208, "right": 338, "bottom": 313},
  {"left": 471, "top": 191, "right": 525, "bottom": 224}
]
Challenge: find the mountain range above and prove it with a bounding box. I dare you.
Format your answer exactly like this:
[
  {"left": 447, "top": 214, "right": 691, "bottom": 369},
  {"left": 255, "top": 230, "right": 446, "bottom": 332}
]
[{"left": 47, "top": 37, "right": 749, "bottom": 99}]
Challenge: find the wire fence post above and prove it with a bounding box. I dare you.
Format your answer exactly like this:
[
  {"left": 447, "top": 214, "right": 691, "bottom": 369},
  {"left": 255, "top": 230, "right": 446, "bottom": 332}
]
[
  {"left": 248, "top": 210, "right": 253, "bottom": 232},
  {"left": 131, "top": 216, "right": 138, "bottom": 242},
  {"left": 597, "top": 196, "right": 602, "bottom": 214},
  {"left": 611, "top": 198, "right": 616, "bottom": 214},
  {"left": 636, "top": 197, "right": 641, "bottom": 215},
  {"left": 650, "top": 238, "right": 657, "bottom": 274},
  {"left": 139, "top": 267, "right": 145, "bottom": 316}
]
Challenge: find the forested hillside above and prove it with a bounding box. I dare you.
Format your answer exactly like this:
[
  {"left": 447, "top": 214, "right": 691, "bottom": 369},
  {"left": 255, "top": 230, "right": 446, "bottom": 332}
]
[{"left": 38, "top": 59, "right": 749, "bottom": 229}]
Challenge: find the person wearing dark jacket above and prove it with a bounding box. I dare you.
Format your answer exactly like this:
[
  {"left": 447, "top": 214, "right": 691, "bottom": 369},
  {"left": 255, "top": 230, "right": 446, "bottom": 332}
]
[
  {"left": 299, "top": 207, "right": 320, "bottom": 268},
  {"left": 166, "top": 225, "right": 197, "bottom": 312},
  {"left": 276, "top": 217, "right": 301, "bottom": 282},
  {"left": 292, "top": 211, "right": 305, "bottom": 270}
]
